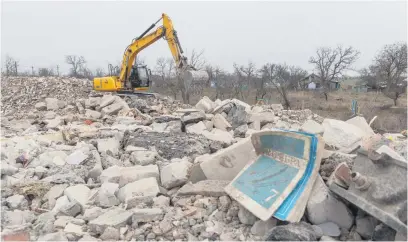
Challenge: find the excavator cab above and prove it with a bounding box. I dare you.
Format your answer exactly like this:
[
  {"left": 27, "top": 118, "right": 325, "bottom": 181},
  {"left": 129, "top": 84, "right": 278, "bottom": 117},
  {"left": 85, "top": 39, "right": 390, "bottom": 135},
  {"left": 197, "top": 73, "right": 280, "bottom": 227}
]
[{"left": 128, "top": 65, "right": 151, "bottom": 90}]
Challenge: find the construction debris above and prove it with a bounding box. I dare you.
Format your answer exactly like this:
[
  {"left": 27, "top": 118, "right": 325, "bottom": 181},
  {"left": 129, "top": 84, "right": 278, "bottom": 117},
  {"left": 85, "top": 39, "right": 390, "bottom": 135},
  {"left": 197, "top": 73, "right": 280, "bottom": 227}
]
[{"left": 0, "top": 76, "right": 406, "bottom": 241}]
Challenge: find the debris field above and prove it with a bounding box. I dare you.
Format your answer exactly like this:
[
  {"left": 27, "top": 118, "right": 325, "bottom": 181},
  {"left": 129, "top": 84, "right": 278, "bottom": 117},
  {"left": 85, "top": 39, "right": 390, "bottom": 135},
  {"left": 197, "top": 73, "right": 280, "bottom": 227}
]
[{"left": 1, "top": 76, "right": 407, "bottom": 241}]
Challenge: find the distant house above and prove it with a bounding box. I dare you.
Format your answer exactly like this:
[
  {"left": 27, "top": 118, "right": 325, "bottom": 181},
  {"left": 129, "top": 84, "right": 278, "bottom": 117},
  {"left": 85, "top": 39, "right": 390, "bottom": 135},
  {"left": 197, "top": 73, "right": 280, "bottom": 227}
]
[
  {"left": 340, "top": 78, "right": 369, "bottom": 92},
  {"left": 329, "top": 80, "right": 340, "bottom": 90},
  {"left": 299, "top": 73, "right": 321, "bottom": 90}
]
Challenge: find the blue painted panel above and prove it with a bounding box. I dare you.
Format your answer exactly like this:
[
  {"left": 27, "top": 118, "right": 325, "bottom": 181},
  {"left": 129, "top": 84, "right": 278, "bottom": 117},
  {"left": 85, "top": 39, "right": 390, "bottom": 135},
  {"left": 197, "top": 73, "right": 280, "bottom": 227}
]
[
  {"left": 274, "top": 131, "right": 318, "bottom": 220},
  {"left": 232, "top": 155, "right": 299, "bottom": 209},
  {"left": 260, "top": 134, "right": 305, "bottom": 159}
]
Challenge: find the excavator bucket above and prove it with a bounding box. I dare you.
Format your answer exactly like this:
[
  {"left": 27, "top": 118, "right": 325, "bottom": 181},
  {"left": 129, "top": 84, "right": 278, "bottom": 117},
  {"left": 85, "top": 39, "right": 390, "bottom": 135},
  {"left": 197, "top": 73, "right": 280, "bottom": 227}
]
[{"left": 181, "top": 69, "right": 209, "bottom": 87}]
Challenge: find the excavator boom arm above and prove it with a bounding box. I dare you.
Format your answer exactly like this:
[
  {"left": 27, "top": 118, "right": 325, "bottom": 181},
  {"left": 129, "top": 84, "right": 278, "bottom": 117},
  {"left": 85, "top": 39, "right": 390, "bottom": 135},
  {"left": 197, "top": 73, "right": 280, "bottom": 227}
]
[{"left": 118, "top": 14, "right": 187, "bottom": 83}]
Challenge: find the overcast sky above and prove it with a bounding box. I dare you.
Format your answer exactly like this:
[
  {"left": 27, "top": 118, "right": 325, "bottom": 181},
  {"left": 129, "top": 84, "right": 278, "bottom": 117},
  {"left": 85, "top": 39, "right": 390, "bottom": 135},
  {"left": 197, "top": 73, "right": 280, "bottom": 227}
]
[{"left": 1, "top": 1, "right": 407, "bottom": 75}]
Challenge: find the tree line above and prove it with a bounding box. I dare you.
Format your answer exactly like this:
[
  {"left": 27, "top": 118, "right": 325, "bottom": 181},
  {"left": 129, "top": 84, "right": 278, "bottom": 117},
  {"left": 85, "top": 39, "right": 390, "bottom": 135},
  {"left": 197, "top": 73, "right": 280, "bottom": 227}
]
[{"left": 2, "top": 42, "right": 407, "bottom": 106}]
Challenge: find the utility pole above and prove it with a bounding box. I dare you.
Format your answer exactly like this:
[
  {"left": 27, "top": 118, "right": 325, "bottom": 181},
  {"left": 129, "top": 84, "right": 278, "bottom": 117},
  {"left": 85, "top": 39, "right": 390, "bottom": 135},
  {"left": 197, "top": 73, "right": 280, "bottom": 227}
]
[
  {"left": 31, "top": 66, "right": 34, "bottom": 76},
  {"left": 14, "top": 61, "right": 18, "bottom": 76},
  {"left": 56, "top": 65, "right": 60, "bottom": 76}
]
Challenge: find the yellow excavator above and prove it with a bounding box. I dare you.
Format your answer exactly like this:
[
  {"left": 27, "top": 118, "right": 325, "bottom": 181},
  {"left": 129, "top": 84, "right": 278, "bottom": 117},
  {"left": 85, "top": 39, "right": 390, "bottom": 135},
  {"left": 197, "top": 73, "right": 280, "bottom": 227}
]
[{"left": 93, "top": 13, "right": 208, "bottom": 96}]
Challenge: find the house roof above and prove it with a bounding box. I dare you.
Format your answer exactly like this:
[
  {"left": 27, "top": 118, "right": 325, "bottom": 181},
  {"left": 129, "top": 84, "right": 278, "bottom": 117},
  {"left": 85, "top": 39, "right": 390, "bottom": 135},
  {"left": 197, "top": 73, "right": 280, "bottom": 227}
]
[{"left": 300, "top": 73, "right": 320, "bottom": 82}]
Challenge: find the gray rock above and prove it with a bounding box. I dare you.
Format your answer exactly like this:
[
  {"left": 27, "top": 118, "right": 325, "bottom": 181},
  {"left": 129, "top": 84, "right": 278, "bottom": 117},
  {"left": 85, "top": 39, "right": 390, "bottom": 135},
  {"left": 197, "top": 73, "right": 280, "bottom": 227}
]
[
  {"left": 160, "top": 160, "right": 190, "bottom": 189},
  {"left": 181, "top": 111, "right": 206, "bottom": 124},
  {"left": 317, "top": 222, "right": 341, "bottom": 237},
  {"left": 100, "top": 165, "right": 159, "bottom": 187},
  {"left": 238, "top": 206, "right": 257, "bottom": 225},
  {"left": 301, "top": 120, "right": 324, "bottom": 134},
  {"left": 265, "top": 222, "right": 320, "bottom": 241},
  {"left": 132, "top": 208, "right": 164, "bottom": 223},
  {"left": 64, "top": 223, "right": 84, "bottom": 240},
  {"left": 6, "top": 195, "right": 28, "bottom": 210},
  {"left": 177, "top": 180, "right": 229, "bottom": 197},
  {"left": 2, "top": 210, "right": 36, "bottom": 226},
  {"left": 227, "top": 105, "right": 249, "bottom": 128},
  {"left": 65, "top": 150, "right": 88, "bottom": 165},
  {"left": 1, "top": 163, "right": 18, "bottom": 176},
  {"left": 372, "top": 223, "right": 395, "bottom": 241},
  {"left": 320, "top": 235, "right": 338, "bottom": 241},
  {"left": 102, "top": 102, "right": 124, "bottom": 115},
  {"left": 46, "top": 98, "right": 59, "bottom": 110},
  {"left": 306, "top": 176, "right": 353, "bottom": 229},
  {"left": 44, "top": 111, "right": 56, "bottom": 119},
  {"left": 212, "top": 114, "right": 232, "bottom": 131},
  {"left": 100, "top": 226, "right": 120, "bottom": 241},
  {"left": 153, "top": 196, "right": 170, "bottom": 208},
  {"left": 33, "top": 212, "right": 56, "bottom": 236},
  {"left": 35, "top": 102, "right": 47, "bottom": 111},
  {"left": 97, "top": 138, "right": 120, "bottom": 156},
  {"left": 117, "top": 177, "right": 160, "bottom": 203},
  {"left": 355, "top": 216, "right": 377, "bottom": 239},
  {"left": 186, "top": 121, "right": 207, "bottom": 134},
  {"left": 249, "top": 112, "right": 276, "bottom": 126},
  {"left": 234, "top": 124, "right": 248, "bottom": 137},
  {"left": 218, "top": 196, "right": 231, "bottom": 212},
  {"left": 85, "top": 109, "right": 102, "bottom": 119},
  {"left": 89, "top": 208, "right": 133, "bottom": 234},
  {"left": 251, "top": 218, "right": 278, "bottom": 236},
  {"left": 37, "top": 231, "right": 68, "bottom": 241},
  {"left": 98, "top": 183, "right": 120, "bottom": 208},
  {"left": 99, "top": 95, "right": 116, "bottom": 109},
  {"left": 64, "top": 184, "right": 90, "bottom": 209},
  {"left": 130, "top": 149, "right": 158, "bottom": 165},
  {"left": 83, "top": 207, "right": 104, "bottom": 221},
  {"left": 58, "top": 201, "right": 82, "bottom": 217}
]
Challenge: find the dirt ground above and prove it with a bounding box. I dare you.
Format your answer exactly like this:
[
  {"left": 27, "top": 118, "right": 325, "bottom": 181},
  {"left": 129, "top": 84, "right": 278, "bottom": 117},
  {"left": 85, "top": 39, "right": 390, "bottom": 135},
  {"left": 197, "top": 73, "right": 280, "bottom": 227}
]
[{"left": 153, "top": 87, "right": 407, "bottom": 133}]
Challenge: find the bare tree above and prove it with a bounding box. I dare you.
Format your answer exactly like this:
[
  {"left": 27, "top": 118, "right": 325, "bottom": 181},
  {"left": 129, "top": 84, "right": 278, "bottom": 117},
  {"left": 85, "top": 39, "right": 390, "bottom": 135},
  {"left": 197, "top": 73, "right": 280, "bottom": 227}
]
[
  {"left": 260, "top": 63, "right": 307, "bottom": 109},
  {"left": 65, "top": 55, "right": 86, "bottom": 77},
  {"left": 366, "top": 42, "right": 407, "bottom": 105},
  {"left": 309, "top": 46, "right": 360, "bottom": 100},
  {"left": 38, "top": 68, "right": 55, "bottom": 77},
  {"left": 95, "top": 68, "right": 105, "bottom": 77},
  {"left": 188, "top": 49, "right": 206, "bottom": 70},
  {"left": 154, "top": 57, "right": 178, "bottom": 99},
  {"left": 3, "top": 55, "right": 19, "bottom": 76}
]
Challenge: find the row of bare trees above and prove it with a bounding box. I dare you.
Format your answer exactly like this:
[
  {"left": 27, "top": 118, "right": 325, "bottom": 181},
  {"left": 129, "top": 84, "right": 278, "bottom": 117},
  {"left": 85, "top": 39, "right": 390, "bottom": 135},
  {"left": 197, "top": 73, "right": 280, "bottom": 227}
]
[{"left": 3, "top": 42, "right": 406, "bottom": 105}]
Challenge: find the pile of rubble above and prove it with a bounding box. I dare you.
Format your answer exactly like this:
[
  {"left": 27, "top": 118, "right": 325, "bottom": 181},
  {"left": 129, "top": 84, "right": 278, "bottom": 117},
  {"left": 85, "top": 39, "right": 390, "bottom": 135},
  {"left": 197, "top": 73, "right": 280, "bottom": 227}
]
[{"left": 1, "top": 77, "right": 406, "bottom": 241}]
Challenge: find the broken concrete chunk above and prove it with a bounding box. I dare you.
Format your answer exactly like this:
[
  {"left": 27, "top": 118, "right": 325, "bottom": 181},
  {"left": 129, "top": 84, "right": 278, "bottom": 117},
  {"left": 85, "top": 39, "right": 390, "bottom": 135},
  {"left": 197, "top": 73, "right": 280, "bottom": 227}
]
[
  {"left": 102, "top": 102, "right": 124, "bottom": 115},
  {"left": 35, "top": 102, "right": 47, "bottom": 111},
  {"left": 177, "top": 180, "right": 229, "bottom": 197},
  {"left": 85, "top": 109, "right": 102, "bottom": 119},
  {"left": 212, "top": 113, "right": 232, "bottom": 131},
  {"left": 181, "top": 111, "right": 206, "bottom": 124},
  {"left": 89, "top": 208, "right": 133, "bottom": 234},
  {"left": 100, "top": 226, "right": 120, "bottom": 241},
  {"left": 100, "top": 165, "right": 159, "bottom": 187},
  {"left": 356, "top": 216, "right": 377, "bottom": 239},
  {"left": 64, "top": 184, "right": 91, "bottom": 209},
  {"left": 45, "top": 98, "right": 59, "bottom": 110},
  {"left": 264, "top": 222, "right": 320, "bottom": 241},
  {"left": 186, "top": 121, "right": 207, "bottom": 134},
  {"left": 37, "top": 231, "right": 68, "bottom": 241},
  {"left": 132, "top": 208, "right": 164, "bottom": 223},
  {"left": 238, "top": 206, "right": 257, "bottom": 225},
  {"left": 322, "top": 119, "right": 365, "bottom": 150},
  {"left": 160, "top": 160, "right": 190, "bottom": 189},
  {"left": 117, "top": 177, "right": 160, "bottom": 203},
  {"left": 301, "top": 119, "right": 324, "bottom": 135},
  {"left": 202, "top": 128, "right": 234, "bottom": 145},
  {"left": 6, "top": 195, "right": 28, "bottom": 210},
  {"left": 99, "top": 95, "right": 116, "bottom": 109},
  {"left": 97, "top": 137, "right": 120, "bottom": 156},
  {"left": 98, "top": 182, "right": 120, "bottom": 208},
  {"left": 251, "top": 218, "right": 277, "bottom": 236},
  {"left": 346, "top": 116, "right": 375, "bottom": 137},
  {"left": 195, "top": 96, "right": 215, "bottom": 113},
  {"left": 130, "top": 149, "right": 158, "bottom": 165},
  {"left": 249, "top": 112, "right": 276, "bottom": 126},
  {"left": 316, "top": 222, "right": 341, "bottom": 237},
  {"left": 65, "top": 149, "right": 88, "bottom": 165},
  {"left": 307, "top": 176, "right": 353, "bottom": 229}
]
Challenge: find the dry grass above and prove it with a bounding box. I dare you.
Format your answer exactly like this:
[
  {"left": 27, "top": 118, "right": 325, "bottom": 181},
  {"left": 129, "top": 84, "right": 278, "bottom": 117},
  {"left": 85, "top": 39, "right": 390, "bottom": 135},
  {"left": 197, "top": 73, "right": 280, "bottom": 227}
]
[{"left": 152, "top": 86, "right": 407, "bottom": 133}]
